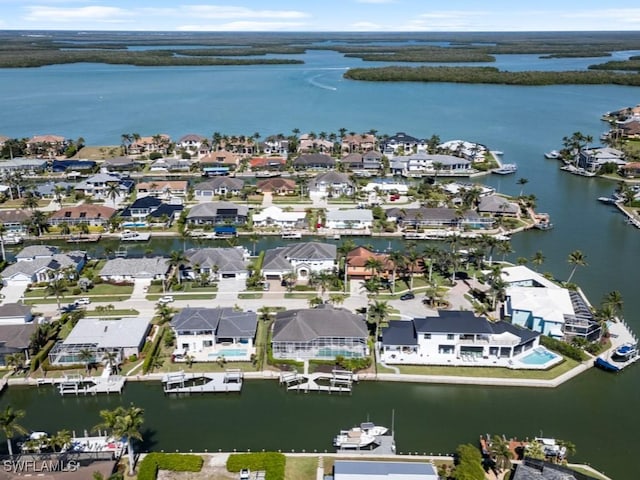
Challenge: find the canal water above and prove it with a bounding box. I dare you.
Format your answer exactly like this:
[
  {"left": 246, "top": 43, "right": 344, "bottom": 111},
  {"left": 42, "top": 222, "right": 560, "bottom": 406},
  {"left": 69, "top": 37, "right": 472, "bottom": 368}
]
[{"left": 1, "top": 41, "right": 639, "bottom": 477}]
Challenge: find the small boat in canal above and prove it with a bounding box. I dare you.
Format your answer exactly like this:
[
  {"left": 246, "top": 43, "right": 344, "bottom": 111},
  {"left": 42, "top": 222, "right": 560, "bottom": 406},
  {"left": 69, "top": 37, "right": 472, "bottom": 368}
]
[
  {"left": 491, "top": 164, "right": 517, "bottom": 175},
  {"left": 333, "top": 427, "right": 378, "bottom": 449},
  {"left": 544, "top": 150, "right": 560, "bottom": 159},
  {"left": 613, "top": 343, "right": 637, "bottom": 361}
]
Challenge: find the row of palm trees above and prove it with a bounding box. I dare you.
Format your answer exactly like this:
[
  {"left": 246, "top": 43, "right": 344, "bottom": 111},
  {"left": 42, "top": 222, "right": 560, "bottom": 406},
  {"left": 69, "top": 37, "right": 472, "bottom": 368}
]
[{"left": 0, "top": 403, "right": 144, "bottom": 476}]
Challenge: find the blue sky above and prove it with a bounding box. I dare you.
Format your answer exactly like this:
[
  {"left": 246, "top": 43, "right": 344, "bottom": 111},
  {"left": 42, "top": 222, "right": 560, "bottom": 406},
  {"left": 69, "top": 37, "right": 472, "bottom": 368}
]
[{"left": 2, "top": 0, "right": 640, "bottom": 31}]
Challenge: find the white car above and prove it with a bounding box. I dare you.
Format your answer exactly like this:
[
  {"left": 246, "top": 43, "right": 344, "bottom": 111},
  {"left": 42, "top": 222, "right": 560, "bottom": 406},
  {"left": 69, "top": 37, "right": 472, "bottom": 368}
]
[
  {"left": 74, "top": 297, "right": 91, "bottom": 306},
  {"left": 157, "top": 295, "right": 174, "bottom": 304},
  {"left": 239, "top": 469, "right": 250, "bottom": 480}
]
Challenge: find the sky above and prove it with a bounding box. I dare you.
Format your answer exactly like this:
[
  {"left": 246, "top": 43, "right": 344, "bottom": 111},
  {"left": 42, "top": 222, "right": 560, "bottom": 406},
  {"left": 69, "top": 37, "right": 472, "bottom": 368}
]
[{"left": 2, "top": 0, "right": 640, "bottom": 32}]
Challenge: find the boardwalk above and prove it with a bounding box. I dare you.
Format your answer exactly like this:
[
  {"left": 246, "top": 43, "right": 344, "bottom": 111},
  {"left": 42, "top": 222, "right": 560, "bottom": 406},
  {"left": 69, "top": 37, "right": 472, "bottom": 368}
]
[
  {"left": 162, "top": 370, "right": 243, "bottom": 394},
  {"left": 280, "top": 370, "right": 356, "bottom": 394}
]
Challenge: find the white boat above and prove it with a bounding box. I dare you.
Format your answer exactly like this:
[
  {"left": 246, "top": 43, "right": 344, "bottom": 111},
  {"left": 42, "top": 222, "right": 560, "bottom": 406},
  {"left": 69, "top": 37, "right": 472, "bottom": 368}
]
[
  {"left": 613, "top": 343, "right": 637, "bottom": 360},
  {"left": 544, "top": 150, "right": 560, "bottom": 159},
  {"left": 533, "top": 437, "right": 567, "bottom": 458},
  {"left": 597, "top": 196, "right": 619, "bottom": 204},
  {"left": 333, "top": 427, "right": 377, "bottom": 449},
  {"left": 491, "top": 164, "right": 517, "bottom": 175},
  {"left": 120, "top": 230, "right": 151, "bottom": 241},
  {"left": 359, "top": 422, "right": 389, "bottom": 437},
  {"left": 281, "top": 232, "right": 302, "bottom": 239},
  {"left": 64, "top": 433, "right": 126, "bottom": 457},
  {"left": 2, "top": 233, "right": 23, "bottom": 245}
]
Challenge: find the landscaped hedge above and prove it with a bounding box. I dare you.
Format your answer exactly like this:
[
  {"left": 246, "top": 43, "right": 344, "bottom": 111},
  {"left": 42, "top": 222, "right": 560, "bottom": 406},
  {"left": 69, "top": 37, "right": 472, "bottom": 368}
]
[
  {"left": 540, "top": 336, "right": 588, "bottom": 362},
  {"left": 138, "top": 453, "right": 203, "bottom": 480},
  {"left": 29, "top": 339, "right": 56, "bottom": 372},
  {"left": 142, "top": 326, "right": 165, "bottom": 374},
  {"left": 226, "top": 452, "right": 285, "bottom": 480}
]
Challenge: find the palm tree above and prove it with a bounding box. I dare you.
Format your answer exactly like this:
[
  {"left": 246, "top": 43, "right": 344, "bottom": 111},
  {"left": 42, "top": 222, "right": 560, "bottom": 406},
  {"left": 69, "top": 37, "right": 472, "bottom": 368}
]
[
  {"left": 45, "top": 277, "right": 67, "bottom": 311},
  {"left": 50, "top": 429, "right": 72, "bottom": 452},
  {"left": 603, "top": 290, "right": 623, "bottom": 320},
  {"left": 368, "top": 300, "right": 391, "bottom": 344},
  {"left": 5, "top": 352, "right": 25, "bottom": 373},
  {"left": 102, "top": 351, "right": 119, "bottom": 375},
  {"left": 531, "top": 250, "right": 545, "bottom": 272},
  {"left": 567, "top": 250, "right": 587, "bottom": 283},
  {"left": 364, "top": 256, "right": 385, "bottom": 279},
  {"left": 361, "top": 276, "right": 381, "bottom": 298},
  {"left": 422, "top": 245, "right": 440, "bottom": 284},
  {"left": 489, "top": 435, "right": 513, "bottom": 472},
  {"left": 247, "top": 233, "right": 259, "bottom": 256},
  {"left": 388, "top": 251, "right": 405, "bottom": 293},
  {"left": 53, "top": 184, "right": 66, "bottom": 205},
  {"left": 309, "top": 271, "right": 333, "bottom": 299},
  {"left": 517, "top": 177, "right": 529, "bottom": 196},
  {"left": 404, "top": 248, "right": 421, "bottom": 291},
  {"left": 105, "top": 182, "right": 121, "bottom": 208},
  {"left": 21, "top": 192, "right": 39, "bottom": 210},
  {"left": 97, "top": 404, "right": 144, "bottom": 476},
  {"left": 169, "top": 251, "right": 188, "bottom": 285},
  {"left": 60, "top": 223, "right": 71, "bottom": 236},
  {"left": 0, "top": 222, "right": 6, "bottom": 261},
  {"left": 328, "top": 294, "right": 346, "bottom": 307},
  {"left": 78, "top": 348, "right": 94, "bottom": 373},
  {"left": 155, "top": 303, "right": 174, "bottom": 324},
  {"left": 0, "top": 405, "right": 28, "bottom": 457},
  {"left": 29, "top": 210, "right": 49, "bottom": 237}
]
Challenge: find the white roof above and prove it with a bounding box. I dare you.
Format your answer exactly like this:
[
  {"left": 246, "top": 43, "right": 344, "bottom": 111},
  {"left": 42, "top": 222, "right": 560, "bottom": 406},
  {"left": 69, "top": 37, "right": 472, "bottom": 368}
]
[
  {"left": 501, "top": 265, "right": 560, "bottom": 289},
  {"left": 363, "top": 182, "right": 409, "bottom": 193},
  {"left": 326, "top": 209, "right": 373, "bottom": 222},
  {"left": 63, "top": 317, "right": 151, "bottom": 349},
  {"left": 507, "top": 287, "right": 574, "bottom": 324},
  {"left": 252, "top": 206, "right": 306, "bottom": 222}
]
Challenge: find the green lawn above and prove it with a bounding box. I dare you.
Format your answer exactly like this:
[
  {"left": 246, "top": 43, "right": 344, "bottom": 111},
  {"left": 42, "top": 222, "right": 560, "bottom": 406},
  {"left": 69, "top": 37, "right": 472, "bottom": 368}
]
[
  {"left": 284, "top": 293, "right": 318, "bottom": 299},
  {"left": 148, "top": 283, "right": 219, "bottom": 294},
  {"left": 147, "top": 293, "right": 216, "bottom": 301},
  {"left": 284, "top": 456, "right": 317, "bottom": 480},
  {"left": 24, "top": 283, "right": 133, "bottom": 299},
  {"left": 396, "top": 357, "right": 578, "bottom": 380},
  {"left": 24, "top": 295, "right": 130, "bottom": 305},
  {"left": 85, "top": 308, "right": 139, "bottom": 317},
  {"left": 238, "top": 292, "right": 263, "bottom": 299}
]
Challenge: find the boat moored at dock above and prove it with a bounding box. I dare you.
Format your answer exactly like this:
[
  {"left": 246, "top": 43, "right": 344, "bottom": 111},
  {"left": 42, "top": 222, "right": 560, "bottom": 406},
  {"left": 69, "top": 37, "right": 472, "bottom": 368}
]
[
  {"left": 544, "top": 150, "right": 560, "bottom": 159},
  {"left": 491, "top": 163, "right": 518, "bottom": 175},
  {"left": 120, "top": 230, "right": 151, "bottom": 241}
]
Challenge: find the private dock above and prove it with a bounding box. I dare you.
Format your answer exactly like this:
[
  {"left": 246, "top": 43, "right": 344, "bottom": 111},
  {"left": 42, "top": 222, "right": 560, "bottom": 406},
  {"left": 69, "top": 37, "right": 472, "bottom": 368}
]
[
  {"left": 162, "top": 369, "right": 243, "bottom": 394},
  {"left": 279, "top": 369, "right": 356, "bottom": 394},
  {"left": 67, "top": 234, "right": 102, "bottom": 243},
  {"left": 336, "top": 434, "right": 396, "bottom": 455},
  {"left": 55, "top": 372, "right": 126, "bottom": 396},
  {"left": 595, "top": 320, "right": 639, "bottom": 372}
]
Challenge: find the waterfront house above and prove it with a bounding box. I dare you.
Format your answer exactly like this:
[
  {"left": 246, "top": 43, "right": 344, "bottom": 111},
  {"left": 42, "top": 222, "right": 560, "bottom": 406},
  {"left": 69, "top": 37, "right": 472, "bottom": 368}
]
[
  {"left": 341, "top": 133, "right": 377, "bottom": 153},
  {"left": 0, "top": 323, "right": 36, "bottom": 367},
  {"left": 200, "top": 150, "right": 241, "bottom": 170},
  {"left": 381, "top": 311, "right": 541, "bottom": 368},
  {"left": 193, "top": 177, "right": 244, "bottom": 199},
  {"left": 309, "top": 171, "right": 354, "bottom": 197},
  {"left": 293, "top": 153, "right": 335, "bottom": 170},
  {"left": 186, "top": 201, "right": 249, "bottom": 226},
  {"left": 621, "top": 161, "right": 640, "bottom": 178},
  {"left": 362, "top": 181, "right": 409, "bottom": 195},
  {"left": 401, "top": 153, "right": 472, "bottom": 175},
  {"left": 33, "top": 181, "right": 72, "bottom": 200},
  {"left": 129, "top": 134, "right": 171, "bottom": 155},
  {"left": 0, "top": 303, "right": 33, "bottom": 325},
  {"left": 177, "top": 134, "right": 207, "bottom": 152},
  {"left": 252, "top": 206, "right": 306, "bottom": 230},
  {"left": 477, "top": 195, "right": 520, "bottom": 217},
  {"left": 49, "top": 205, "right": 116, "bottom": 227},
  {"left": 1, "top": 249, "right": 86, "bottom": 286},
  {"left": 262, "top": 242, "right": 337, "bottom": 281},
  {"left": 149, "top": 157, "right": 192, "bottom": 173},
  {"left": 333, "top": 460, "right": 438, "bottom": 480},
  {"left": 120, "top": 196, "right": 183, "bottom": 225},
  {"left": 74, "top": 173, "right": 131, "bottom": 200},
  {"left": 136, "top": 180, "right": 188, "bottom": 198},
  {"left": 51, "top": 159, "right": 96, "bottom": 173},
  {"left": 48, "top": 316, "right": 151, "bottom": 366},
  {"left": 170, "top": 307, "right": 257, "bottom": 363},
  {"left": 439, "top": 139, "right": 487, "bottom": 161},
  {"left": 619, "top": 119, "right": 640, "bottom": 139},
  {"left": 325, "top": 209, "right": 373, "bottom": 230},
  {"left": 102, "top": 156, "right": 142, "bottom": 173},
  {"left": 380, "top": 132, "right": 427, "bottom": 157},
  {"left": 0, "top": 209, "right": 31, "bottom": 233},
  {"left": 249, "top": 156, "right": 287, "bottom": 171},
  {"left": 256, "top": 177, "right": 296, "bottom": 195},
  {"left": 99, "top": 257, "right": 169, "bottom": 282},
  {"left": 386, "top": 207, "right": 491, "bottom": 230},
  {"left": 0, "top": 158, "right": 47, "bottom": 175},
  {"left": 271, "top": 305, "right": 368, "bottom": 360},
  {"left": 577, "top": 147, "right": 626, "bottom": 173},
  {"left": 27, "top": 134, "right": 66, "bottom": 157},
  {"left": 345, "top": 246, "right": 393, "bottom": 280},
  {"left": 183, "top": 247, "right": 249, "bottom": 281},
  {"left": 261, "top": 136, "right": 289, "bottom": 157},
  {"left": 340, "top": 151, "right": 383, "bottom": 171},
  {"left": 298, "top": 135, "right": 334, "bottom": 154}
]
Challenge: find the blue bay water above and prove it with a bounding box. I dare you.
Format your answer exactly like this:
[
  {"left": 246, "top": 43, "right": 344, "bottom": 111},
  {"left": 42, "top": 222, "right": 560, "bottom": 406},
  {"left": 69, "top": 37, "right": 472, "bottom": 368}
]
[{"left": 1, "top": 47, "right": 639, "bottom": 477}]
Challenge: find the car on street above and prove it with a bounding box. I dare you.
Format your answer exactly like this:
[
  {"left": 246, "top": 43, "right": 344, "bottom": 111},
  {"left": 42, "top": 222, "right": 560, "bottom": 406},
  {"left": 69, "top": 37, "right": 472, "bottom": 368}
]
[
  {"left": 239, "top": 469, "right": 250, "bottom": 480},
  {"left": 74, "top": 297, "right": 91, "bottom": 306},
  {"left": 157, "top": 295, "right": 174, "bottom": 304},
  {"left": 399, "top": 292, "right": 415, "bottom": 300},
  {"left": 263, "top": 282, "right": 270, "bottom": 291}
]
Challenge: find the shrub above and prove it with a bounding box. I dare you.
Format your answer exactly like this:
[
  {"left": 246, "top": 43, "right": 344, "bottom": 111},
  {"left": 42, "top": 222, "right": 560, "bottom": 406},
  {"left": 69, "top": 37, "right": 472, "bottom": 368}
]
[
  {"left": 540, "top": 336, "right": 588, "bottom": 362},
  {"left": 128, "top": 354, "right": 138, "bottom": 362},
  {"left": 142, "top": 326, "right": 165, "bottom": 374},
  {"left": 227, "top": 452, "right": 285, "bottom": 480},
  {"left": 71, "top": 287, "right": 82, "bottom": 296},
  {"left": 138, "top": 453, "right": 203, "bottom": 480},
  {"left": 149, "top": 152, "right": 163, "bottom": 160},
  {"left": 30, "top": 339, "right": 57, "bottom": 372}
]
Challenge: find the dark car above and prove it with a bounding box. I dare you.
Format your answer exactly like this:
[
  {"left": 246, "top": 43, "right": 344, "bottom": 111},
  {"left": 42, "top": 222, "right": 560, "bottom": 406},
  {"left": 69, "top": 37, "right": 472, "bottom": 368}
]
[{"left": 400, "top": 292, "right": 415, "bottom": 300}]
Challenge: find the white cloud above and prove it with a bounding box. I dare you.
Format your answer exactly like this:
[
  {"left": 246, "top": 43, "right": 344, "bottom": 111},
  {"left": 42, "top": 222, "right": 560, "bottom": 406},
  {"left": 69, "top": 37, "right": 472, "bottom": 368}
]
[
  {"left": 183, "top": 5, "right": 309, "bottom": 20},
  {"left": 24, "top": 5, "right": 130, "bottom": 23},
  {"left": 177, "top": 21, "right": 308, "bottom": 32}
]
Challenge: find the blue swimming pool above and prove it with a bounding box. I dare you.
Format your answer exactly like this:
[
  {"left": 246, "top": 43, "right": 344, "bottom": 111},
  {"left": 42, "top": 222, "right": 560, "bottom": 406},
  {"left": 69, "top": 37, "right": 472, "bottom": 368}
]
[
  {"left": 209, "top": 349, "right": 248, "bottom": 358},
  {"left": 122, "top": 222, "right": 147, "bottom": 228},
  {"left": 317, "top": 348, "right": 360, "bottom": 358},
  {"left": 520, "top": 347, "right": 559, "bottom": 365}
]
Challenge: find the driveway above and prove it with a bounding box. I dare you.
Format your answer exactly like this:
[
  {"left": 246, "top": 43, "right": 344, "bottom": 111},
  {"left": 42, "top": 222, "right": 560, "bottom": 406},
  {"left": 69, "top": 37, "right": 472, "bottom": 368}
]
[
  {"left": 0, "top": 282, "right": 29, "bottom": 305},
  {"left": 216, "top": 277, "right": 246, "bottom": 300},
  {"left": 131, "top": 278, "right": 153, "bottom": 301}
]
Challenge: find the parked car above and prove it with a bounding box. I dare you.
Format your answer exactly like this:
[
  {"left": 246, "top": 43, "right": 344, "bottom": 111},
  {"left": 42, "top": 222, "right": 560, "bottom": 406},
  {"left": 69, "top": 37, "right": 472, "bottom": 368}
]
[
  {"left": 400, "top": 292, "right": 415, "bottom": 301},
  {"left": 263, "top": 282, "right": 270, "bottom": 291},
  {"left": 239, "top": 469, "right": 250, "bottom": 480},
  {"left": 74, "top": 297, "right": 91, "bottom": 306},
  {"left": 157, "top": 295, "right": 174, "bottom": 304}
]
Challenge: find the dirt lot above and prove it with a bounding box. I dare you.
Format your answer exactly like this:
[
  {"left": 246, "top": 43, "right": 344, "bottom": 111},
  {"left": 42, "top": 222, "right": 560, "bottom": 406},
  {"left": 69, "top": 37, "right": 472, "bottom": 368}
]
[{"left": 157, "top": 453, "right": 236, "bottom": 480}]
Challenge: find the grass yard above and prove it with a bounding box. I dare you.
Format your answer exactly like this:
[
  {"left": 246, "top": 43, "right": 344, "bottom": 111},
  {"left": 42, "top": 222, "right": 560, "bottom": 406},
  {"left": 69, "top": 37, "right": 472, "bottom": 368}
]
[
  {"left": 397, "top": 356, "right": 578, "bottom": 380},
  {"left": 238, "top": 292, "right": 263, "bottom": 299},
  {"left": 284, "top": 456, "right": 317, "bottom": 480},
  {"left": 284, "top": 293, "right": 317, "bottom": 299},
  {"left": 147, "top": 293, "right": 215, "bottom": 301},
  {"left": 24, "top": 295, "right": 130, "bottom": 305},
  {"left": 84, "top": 308, "right": 139, "bottom": 316}
]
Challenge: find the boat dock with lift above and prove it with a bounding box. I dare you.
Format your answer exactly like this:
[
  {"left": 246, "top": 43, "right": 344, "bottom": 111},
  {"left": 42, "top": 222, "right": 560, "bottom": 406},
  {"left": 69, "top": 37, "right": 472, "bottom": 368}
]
[
  {"left": 595, "top": 320, "right": 639, "bottom": 372},
  {"left": 279, "top": 368, "right": 356, "bottom": 394},
  {"left": 47, "top": 371, "right": 126, "bottom": 396},
  {"left": 162, "top": 369, "right": 243, "bottom": 394}
]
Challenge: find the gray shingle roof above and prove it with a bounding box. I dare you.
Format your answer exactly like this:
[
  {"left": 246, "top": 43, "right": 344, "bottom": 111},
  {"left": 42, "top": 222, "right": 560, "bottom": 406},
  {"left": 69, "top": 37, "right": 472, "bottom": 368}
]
[
  {"left": 99, "top": 257, "right": 169, "bottom": 277},
  {"left": 0, "top": 323, "right": 36, "bottom": 349},
  {"left": 64, "top": 317, "right": 150, "bottom": 349},
  {"left": 184, "top": 248, "right": 247, "bottom": 274},
  {"left": 273, "top": 306, "right": 368, "bottom": 342},
  {"left": 16, "top": 245, "right": 59, "bottom": 260},
  {"left": 262, "top": 247, "right": 294, "bottom": 272},
  {"left": 334, "top": 460, "right": 438, "bottom": 478},
  {"left": 294, "top": 153, "right": 335, "bottom": 166},
  {"left": 311, "top": 171, "right": 352, "bottom": 185},
  {"left": 478, "top": 195, "right": 519, "bottom": 215},
  {"left": 2, "top": 252, "right": 85, "bottom": 279},
  {"left": 414, "top": 310, "right": 494, "bottom": 335},
  {"left": 171, "top": 307, "right": 257, "bottom": 338},
  {"left": 263, "top": 242, "right": 337, "bottom": 272},
  {"left": 194, "top": 177, "right": 244, "bottom": 191},
  {"left": 187, "top": 201, "right": 248, "bottom": 219},
  {"left": 0, "top": 303, "right": 32, "bottom": 319}
]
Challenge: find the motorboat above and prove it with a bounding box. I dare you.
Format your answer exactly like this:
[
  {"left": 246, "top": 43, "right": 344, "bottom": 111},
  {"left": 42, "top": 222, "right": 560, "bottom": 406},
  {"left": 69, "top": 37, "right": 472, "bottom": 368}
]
[
  {"left": 613, "top": 343, "right": 637, "bottom": 361},
  {"left": 544, "top": 150, "right": 560, "bottom": 159},
  {"left": 359, "top": 422, "right": 389, "bottom": 437},
  {"left": 281, "top": 232, "right": 302, "bottom": 239},
  {"left": 120, "top": 230, "right": 151, "bottom": 241},
  {"left": 533, "top": 437, "right": 567, "bottom": 458},
  {"left": 597, "top": 196, "right": 619, "bottom": 204},
  {"left": 2, "top": 233, "right": 23, "bottom": 245},
  {"left": 333, "top": 427, "right": 378, "bottom": 449},
  {"left": 491, "top": 164, "right": 517, "bottom": 175}
]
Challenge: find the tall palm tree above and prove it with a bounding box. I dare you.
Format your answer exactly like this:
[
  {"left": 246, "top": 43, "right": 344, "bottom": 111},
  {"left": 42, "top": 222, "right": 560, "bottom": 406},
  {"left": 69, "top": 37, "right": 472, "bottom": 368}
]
[
  {"left": 168, "top": 251, "right": 188, "bottom": 285},
  {"left": 364, "top": 256, "right": 384, "bottom": 279},
  {"left": 0, "top": 222, "right": 6, "bottom": 261},
  {"left": 489, "top": 435, "right": 514, "bottom": 472},
  {"left": 78, "top": 348, "right": 94, "bottom": 373},
  {"left": 531, "top": 250, "right": 545, "bottom": 272},
  {"left": 29, "top": 210, "right": 49, "bottom": 237},
  {"left": 21, "top": 192, "right": 39, "bottom": 210},
  {"left": 247, "top": 233, "right": 259, "bottom": 256},
  {"left": 567, "top": 250, "right": 587, "bottom": 283},
  {"left": 517, "top": 177, "right": 529, "bottom": 196},
  {"left": 50, "top": 429, "right": 72, "bottom": 452},
  {"left": 368, "top": 300, "right": 391, "bottom": 344},
  {"left": 96, "top": 404, "right": 144, "bottom": 476},
  {"left": 5, "top": 353, "right": 25, "bottom": 373},
  {"left": 388, "top": 251, "right": 405, "bottom": 293},
  {"left": 102, "top": 351, "right": 119, "bottom": 375},
  {"left": 45, "top": 277, "right": 67, "bottom": 312},
  {"left": 422, "top": 245, "right": 440, "bottom": 284},
  {"left": 105, "top": 182, "right": 121, "bottom": 208},
  {"left": 0, "top": 405, "right": 28, "bottom": 457},
  {"left": 603, "top": 290, "right": 624, "bottom": 320}
]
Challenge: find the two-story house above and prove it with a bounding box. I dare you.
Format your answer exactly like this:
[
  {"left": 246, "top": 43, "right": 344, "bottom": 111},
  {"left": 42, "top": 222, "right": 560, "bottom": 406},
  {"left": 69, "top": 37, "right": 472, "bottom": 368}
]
[{"left": 262, "top": 242, "right": 337, "bottom": 281}]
